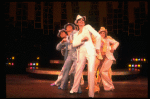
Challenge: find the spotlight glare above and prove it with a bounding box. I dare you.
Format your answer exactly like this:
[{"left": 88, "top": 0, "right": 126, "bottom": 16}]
[
  {"left": 135, "top": 58, "right": 138, "bottom": 61},
  {"left": 12, "top": 56, "right": 15, "bottom": 60},
  {"left": 138, "top": 64, "right": 140, "bottom": 67},
  {"left": 33, "top": 63, "right": 36, "bottom": 66},
  {"left": 129, "top": 68, "right": 131, "bottom": 71},
  {"left": 8, "top": 62, "right": 11, "bottom": 65},
  {"left": 36, "top": 63, "right": 38, "bottom": 66},
  {"left": 132, "top": 64, "right": 134, "bottom": 67},
  {"left": 37, "top": 57, "right": 40, "bottom": 60},
  {"left": 128, "top": 64, "right": 131, "bottom": 67},
  {"left": 133, "top": 58, "right": 135, "bottom": 61}
]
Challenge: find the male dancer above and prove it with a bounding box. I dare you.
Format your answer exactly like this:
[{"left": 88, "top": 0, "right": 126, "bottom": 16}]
[
  {"left": 51, "top": 23, "right": 82, "bottom": 92},
  {"left": 70, "top": 15, "right": 101, "bottom": 98},
  {"left": 58, "top": 23, "right": 81, "bottom": 92},
  {"left": 50, "top": 29, "right": 68, "bottom": 86}
]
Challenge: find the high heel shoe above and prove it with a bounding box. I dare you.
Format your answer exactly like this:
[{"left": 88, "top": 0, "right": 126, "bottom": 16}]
[
  {"left": 105, "top": 87, "right": 115, "bottom": 91},
  {"left": 70, "top": 90, "right": 82, "bottom": 94},
  {"left": 105, "top": 89, "right": 114, "bottom": 91},
  {"left": 50, "top": 83, "right": 56, "bottom": 86}
]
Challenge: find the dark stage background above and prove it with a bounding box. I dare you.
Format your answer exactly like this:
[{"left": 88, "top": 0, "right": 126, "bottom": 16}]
[{"left": 4, "top": 2, "right": 148, "bottom": 76}]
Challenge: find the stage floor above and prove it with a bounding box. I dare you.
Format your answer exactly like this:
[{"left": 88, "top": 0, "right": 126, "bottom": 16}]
[{"left": 6, "top": 74, "right": 148, "bottom": 98}]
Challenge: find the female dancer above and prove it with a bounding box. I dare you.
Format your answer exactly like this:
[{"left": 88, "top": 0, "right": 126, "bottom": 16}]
[{"left": 95, "top": 27, "right": 119, "bottom": 92}]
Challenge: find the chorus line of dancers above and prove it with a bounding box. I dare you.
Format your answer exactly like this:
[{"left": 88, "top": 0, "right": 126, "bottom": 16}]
[{"left": 50, "top": 14, "right": 119, "bottom": 98}]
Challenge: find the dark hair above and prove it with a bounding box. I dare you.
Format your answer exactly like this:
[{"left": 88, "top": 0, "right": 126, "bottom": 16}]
[
  {"left": 77, "top": 17, "right": 86, "bottom": 24},
  {"left": 65, "top": 24, "right": 75, "bottom": 30},
  {"left": 58, "top": 30, "right": 68, "bottom": 38},
  {"left": 75, "top": 25, "right": 79, "bottom": 30},
  {"left": 61, "top": 30, "right": 68, "bottom": 35}
]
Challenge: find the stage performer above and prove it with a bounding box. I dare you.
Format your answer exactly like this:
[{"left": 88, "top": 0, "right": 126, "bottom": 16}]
[
  {"left": 69, "top": 14, "right": 101, "bottom": 98},
  {"left": 50, "top": 29, "right": 68, "bottom": 86},
  {"left": 96, "top": 27, "right": 119, "bottom": 91},
  {"left": 53, "top": 23, "right": 82, "bottom": 92},
  {"left": 50, "top": 27, "right": 84, "bottom": 88}
]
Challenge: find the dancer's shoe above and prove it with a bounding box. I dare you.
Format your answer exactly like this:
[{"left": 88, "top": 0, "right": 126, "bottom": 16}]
[
  {"left": 105, "top": 87, "right": 115, "bottom": 91},
  {"left": 50, "top": 83, "right": 56, "bottom": 86},
  {"left": 70, "top": 90, "right": 82, "bottom": 94}
]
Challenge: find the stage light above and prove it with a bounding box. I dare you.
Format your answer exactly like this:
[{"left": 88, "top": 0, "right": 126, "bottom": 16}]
[
  {"left": 132, "top": 64, "right": 134, "bottom": 67},
  {"left": 134, "top": 64, "right": 137, "bottom": 67},
  {"left": 135, "top": 58, "right": 138, "bottom": 61},
  {"left": 128, "top": 64, "right": 131, "bottom": 67},
  {"left": 12, "top": 63, "right": 14, "bottom": 66},
  {"left": 133, "top": 58, "right": 135, "bottom": 61},
  {"left": 141, "top": 58, "right": 143, "bottom": 61},
  {"left": 33, "top": 67, "right": 35, "bottom": 69},
  {"left": 37, "top": 57, "right": 40, "bottom": 60},
  {"left": 135, "top": 68, "right": 137, "bottom": 71},
  {"left": 10, "top": 58, "right": 11, "bottom": 60},
  {"left": 36, "top": 63, "right": 38, "bottom": 66},
  {"left": 130, "top": 59, "right": 132, "bottom": 61},
  {"left": 132, "top": 68, "right": 134, "bottom": 71},
  {"left": 30, "top": 67, "right": 32, "bottom": 69},
  {"left": 8, "top": 62, "right": 11, "bottom": 65},
  {"left": 144, "top": 58, "right": 146, "bottom": 61},
  {"left": 129, "top": 68, "right": 131, "bottom": 71},
  {"left": 138, "top": 69, "right": 140, "bottom": 71},
  {"left": 36, "top": 67, "right": 38, "bottom": 69},
  {"left": 30, "top": 63, "right": 32, "bottom": 66},
  {"left": 33, "top": 63, "right": 36, "bottom": 66},
  {"left": 138, "top": 58, "right": 140, "bottom": 61},
  {"left": 12, "top": 56, "right": 15, "bottom": 60},
  {"left": 138, "top": 64, "right": 140, "bottom": 68}
]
